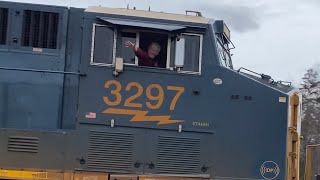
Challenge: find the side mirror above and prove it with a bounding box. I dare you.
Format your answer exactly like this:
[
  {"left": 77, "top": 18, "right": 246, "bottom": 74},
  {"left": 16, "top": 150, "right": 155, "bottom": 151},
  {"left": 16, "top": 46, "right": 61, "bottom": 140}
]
[
  {"left": 113, "top": 57, "right": 123, "bottom": 76},
  {"left": 174, "top": 37, "right": 185, "bottom": 68}
]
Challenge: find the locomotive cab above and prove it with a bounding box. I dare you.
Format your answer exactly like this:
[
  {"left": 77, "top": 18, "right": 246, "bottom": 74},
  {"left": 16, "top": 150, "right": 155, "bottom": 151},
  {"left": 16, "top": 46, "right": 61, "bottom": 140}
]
[{"left": 85, "top": 6, "right": 226, "bottom": 75}]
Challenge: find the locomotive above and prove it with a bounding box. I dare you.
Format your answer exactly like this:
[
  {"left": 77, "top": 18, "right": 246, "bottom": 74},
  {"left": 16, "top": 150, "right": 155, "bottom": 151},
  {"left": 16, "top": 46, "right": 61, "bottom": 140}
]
[{"left": 0, "top": 1, "right": 301, "bottom": 180}]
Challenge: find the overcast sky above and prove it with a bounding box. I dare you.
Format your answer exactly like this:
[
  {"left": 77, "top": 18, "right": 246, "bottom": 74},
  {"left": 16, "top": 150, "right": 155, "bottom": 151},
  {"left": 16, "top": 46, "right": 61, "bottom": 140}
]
[{"left": 4, "top": 0, "right": 320, "bottom": 86}]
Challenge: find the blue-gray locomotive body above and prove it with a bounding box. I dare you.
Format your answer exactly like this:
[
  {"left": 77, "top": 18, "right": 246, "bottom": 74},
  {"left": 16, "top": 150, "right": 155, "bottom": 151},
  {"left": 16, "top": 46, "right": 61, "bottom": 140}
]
[{"left": 0, "top": 1, "right": 301, "bottom": 180}]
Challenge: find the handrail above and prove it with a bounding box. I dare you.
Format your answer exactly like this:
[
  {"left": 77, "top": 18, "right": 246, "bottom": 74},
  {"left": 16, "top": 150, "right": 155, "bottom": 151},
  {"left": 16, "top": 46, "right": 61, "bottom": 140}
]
[
  {"left": 0, "top": 66, "right": 86, "bottom": 76},
  {"left": 237, "top": 67, "right": 274, "bottom": 82},
  {"left": 237, "top": 67, "right": 293, "bottom": 87}
]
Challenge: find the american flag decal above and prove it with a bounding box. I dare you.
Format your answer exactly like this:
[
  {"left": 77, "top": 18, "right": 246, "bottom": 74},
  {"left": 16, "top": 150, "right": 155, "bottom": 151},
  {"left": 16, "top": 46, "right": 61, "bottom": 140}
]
[{"left": 85, "top": 112, "right": 96, "bottom": 119}]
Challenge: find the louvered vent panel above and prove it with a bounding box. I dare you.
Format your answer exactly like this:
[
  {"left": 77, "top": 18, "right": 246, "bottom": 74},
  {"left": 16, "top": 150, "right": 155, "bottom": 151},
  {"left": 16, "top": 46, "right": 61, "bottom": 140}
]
[
  {"left": 0, "top": 8, "right": 8, "bottom": 45},
  {"left": 8, "top": 136, "right": 39, "bottom": 153},
  {"left": 21, "top": 10, "right": 59, "bottom": 49},
  {"left": 157, "top": 136, "right": 200, "bottom": 174},
  {"left": 88, "top": 131, "right": 134, "bottom": 171}
]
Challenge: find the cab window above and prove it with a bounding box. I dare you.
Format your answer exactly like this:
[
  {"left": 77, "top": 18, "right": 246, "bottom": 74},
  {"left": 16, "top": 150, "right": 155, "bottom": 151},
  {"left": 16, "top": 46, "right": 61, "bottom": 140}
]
[
  {"left": 183, "top": 34, "right": 201, "bottom": 72},
  {"left": 170, "top": 34, "right": 202, "bottom": 73},
  {"left": 114, "top": 29, "right": 168, "bottom": 68},
  {"left": 119, "top": 31, "right": 137, "bottom": 65},
  {"left": 217, "top": 40, "right": 232, "bottom": 68},
  {"left": 137, "top": 32, "right": 168, "bottom": 68},
  {"left": 91, "top": 24, "right": 115, "bottom": 65},
  {"left": 90, "top": 23, "right": 203, "bottom": 74}
]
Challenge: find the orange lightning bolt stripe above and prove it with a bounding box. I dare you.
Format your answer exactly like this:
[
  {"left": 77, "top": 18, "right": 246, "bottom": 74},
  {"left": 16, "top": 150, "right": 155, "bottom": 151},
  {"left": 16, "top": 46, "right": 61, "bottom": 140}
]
[{"left": 103, "top": 108, "right": 184, "bottom": 125}]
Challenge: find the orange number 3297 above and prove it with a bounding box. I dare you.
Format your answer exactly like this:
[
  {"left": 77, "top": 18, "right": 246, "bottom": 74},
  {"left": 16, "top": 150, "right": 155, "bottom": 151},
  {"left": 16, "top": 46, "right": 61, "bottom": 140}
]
[{"left": 103, "top": 80, "right": 184, "bottom": 111}]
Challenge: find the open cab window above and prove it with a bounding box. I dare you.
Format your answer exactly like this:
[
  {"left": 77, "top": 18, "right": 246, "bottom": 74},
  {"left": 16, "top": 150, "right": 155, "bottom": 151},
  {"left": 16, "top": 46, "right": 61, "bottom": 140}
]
[
  {"left": 170, "top": 34, "right": 202, "bottom": 74},
  {"left": 91, "top": 24, "right": 116, "bottom": 65},
  {"left": 118, "top": 30, "right": 169, "bottom": 68},
  {"left": 90, "top": 19, "right": 203, "bottom": 75}
]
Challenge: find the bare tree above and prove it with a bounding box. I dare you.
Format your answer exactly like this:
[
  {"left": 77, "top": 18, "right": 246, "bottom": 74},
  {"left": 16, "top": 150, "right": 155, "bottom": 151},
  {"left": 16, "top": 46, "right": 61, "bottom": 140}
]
[{"left": 299, "top": 67, "right": 320, "bottom": 179}]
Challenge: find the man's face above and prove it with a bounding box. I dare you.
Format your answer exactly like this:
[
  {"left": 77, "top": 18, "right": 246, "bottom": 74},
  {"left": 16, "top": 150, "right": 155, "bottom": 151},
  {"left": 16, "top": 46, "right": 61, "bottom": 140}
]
[{"left": 148, "top": 45, "right": 160, "bottom": 59}]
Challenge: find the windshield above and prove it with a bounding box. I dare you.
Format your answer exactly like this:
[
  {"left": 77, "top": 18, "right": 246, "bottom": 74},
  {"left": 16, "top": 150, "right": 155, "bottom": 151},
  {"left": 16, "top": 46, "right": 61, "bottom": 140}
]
[
  {"left": 216, "top": 38, "right": 233, "bottom": 69},
  {"left": 211, "top": 21, "right": 234, "bottom": 69}
]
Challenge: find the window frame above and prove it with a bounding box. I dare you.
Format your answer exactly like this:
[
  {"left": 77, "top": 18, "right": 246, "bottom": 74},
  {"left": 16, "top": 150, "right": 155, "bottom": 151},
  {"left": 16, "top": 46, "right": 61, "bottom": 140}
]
[
  {"left": 171, "top": 33, "right": 203, "bottom": 75},
  {"left": 90, "top": 23, "right": 117, "bottom": 67}
]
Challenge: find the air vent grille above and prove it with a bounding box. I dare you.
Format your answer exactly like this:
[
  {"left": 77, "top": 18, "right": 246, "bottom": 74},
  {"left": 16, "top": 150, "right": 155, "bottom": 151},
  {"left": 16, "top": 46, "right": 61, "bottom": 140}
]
[
  {"left": 0, "top": 8, "right": 8, "bottom": 45},
  {"left": 8, "top": 136, "right": 39, "bottom": 153},
  {"left": 88, "top": 131, "right": 134, "bottom": 172},
  {"left": 22, "top": 10, "right": 59, "bottom": 49},
  {"left": 157, "top": 136, "right": 200, "bottom": 174}
]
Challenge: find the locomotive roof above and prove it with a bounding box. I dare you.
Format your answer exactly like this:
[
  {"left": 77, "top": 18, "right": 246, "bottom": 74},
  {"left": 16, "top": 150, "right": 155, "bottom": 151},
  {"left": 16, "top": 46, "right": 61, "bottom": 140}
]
[{"left": 85, "top": 6, "right": 210, "bottom": 24}]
